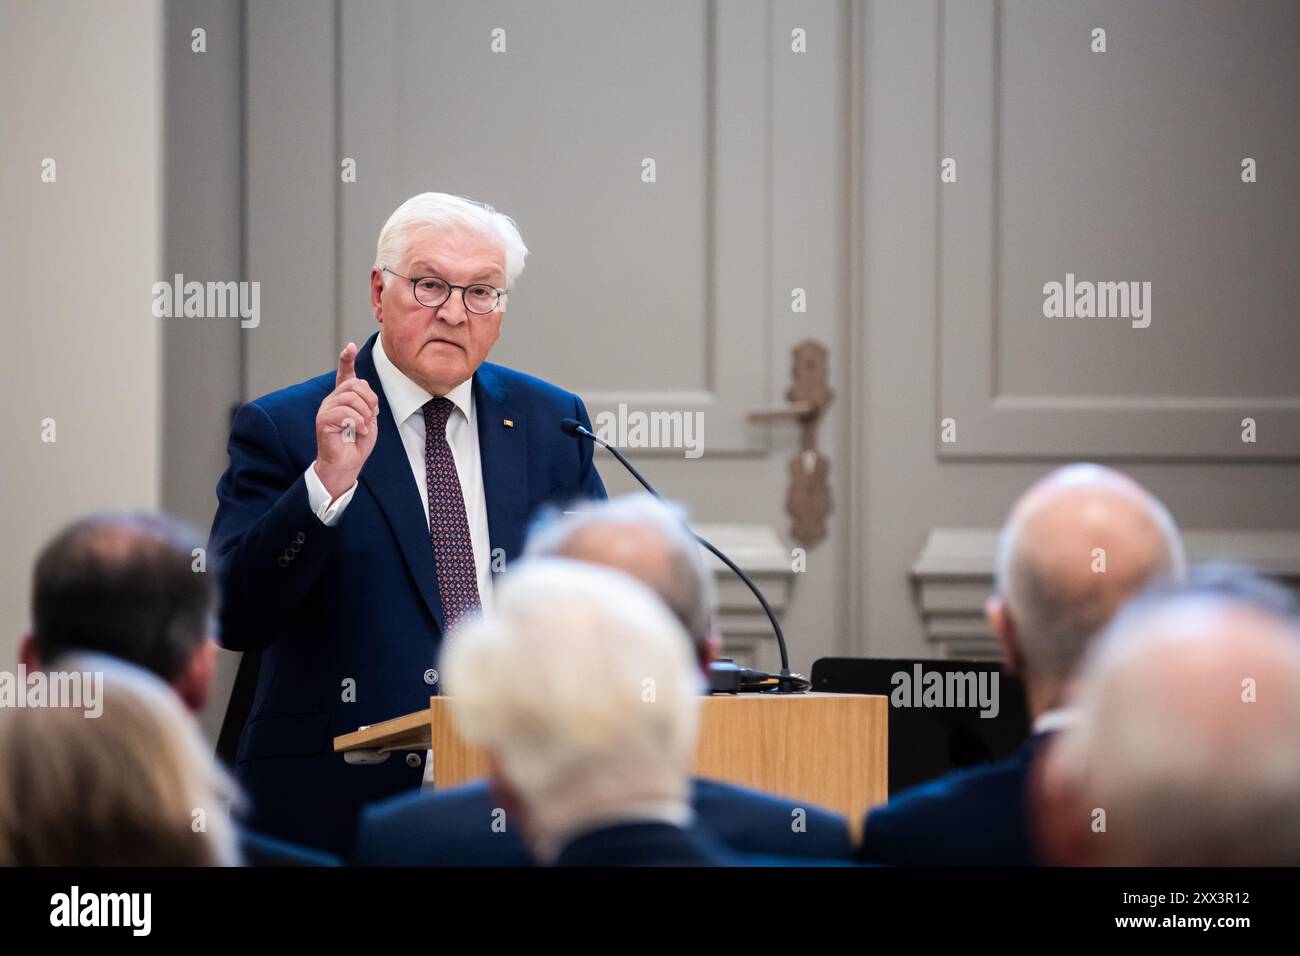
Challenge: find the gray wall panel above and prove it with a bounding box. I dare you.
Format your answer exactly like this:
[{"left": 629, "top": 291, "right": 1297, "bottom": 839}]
[
  {"left": 857, "top": 0, "right": 1300, "bottom": 659},
  {"left": 162, "top": 0, "right": 246, "bottom": 742}
]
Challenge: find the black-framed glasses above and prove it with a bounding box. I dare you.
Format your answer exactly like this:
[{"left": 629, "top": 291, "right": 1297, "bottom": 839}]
[{"left": 383, "top": 267, "right": 507, "bottom": 314}]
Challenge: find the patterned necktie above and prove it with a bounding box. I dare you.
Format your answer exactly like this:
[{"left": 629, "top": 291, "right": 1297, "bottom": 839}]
[{"left": 422, "top": 396, "right": 481, "bottom": 629}]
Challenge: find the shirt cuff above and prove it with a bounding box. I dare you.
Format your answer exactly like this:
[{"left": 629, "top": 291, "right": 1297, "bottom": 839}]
[{"left": 304, "top": 463, "right": 357, "bottom": 527}]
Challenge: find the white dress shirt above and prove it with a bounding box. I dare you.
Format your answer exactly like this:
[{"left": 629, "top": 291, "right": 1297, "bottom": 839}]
[
  {"left": 303, "top": 333, "right": 493, "bottom": 612},
  {"left": 1031, "top": 707, "right": 1076, "bottom": 735}
]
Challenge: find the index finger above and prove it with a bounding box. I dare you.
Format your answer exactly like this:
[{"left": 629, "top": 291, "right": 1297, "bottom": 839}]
[{"left": 336, "top": 342, "right": 358, "bottom": 387}]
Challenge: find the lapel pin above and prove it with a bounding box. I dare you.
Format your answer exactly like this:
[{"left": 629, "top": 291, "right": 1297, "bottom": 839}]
[{"left": 503, "top": 418, "right": 514, "bottom": 428}]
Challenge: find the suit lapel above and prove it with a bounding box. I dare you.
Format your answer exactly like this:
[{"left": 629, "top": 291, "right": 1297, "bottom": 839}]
[
  {"left": 355, "top": 334, "right": 446, "bottom": 633},
  {"left": 473, "top": 363, "right": 530, "bottom": 569}
]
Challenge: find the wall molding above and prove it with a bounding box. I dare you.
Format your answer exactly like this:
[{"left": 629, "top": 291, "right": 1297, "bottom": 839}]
[
  {"left": 936, "top": 0, "right": 1300, "bottom": 460},
  {"left": 912, "top": 526, "right": 1300, "bottom": 657}
]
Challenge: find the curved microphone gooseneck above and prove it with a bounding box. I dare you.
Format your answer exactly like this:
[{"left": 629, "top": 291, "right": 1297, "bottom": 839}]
[{"left": 560, "top": 417, "right": 806, "bottom": 694}]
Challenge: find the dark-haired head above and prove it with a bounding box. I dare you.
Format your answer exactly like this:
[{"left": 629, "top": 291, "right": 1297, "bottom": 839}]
[{"left": 24, "top": 512, "right": 218, "bottom": 713}]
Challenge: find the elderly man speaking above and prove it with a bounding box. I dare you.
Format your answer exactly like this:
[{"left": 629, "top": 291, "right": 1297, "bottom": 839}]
[{"left": 210, "top": 193, "right": 606, "bottom": 853}]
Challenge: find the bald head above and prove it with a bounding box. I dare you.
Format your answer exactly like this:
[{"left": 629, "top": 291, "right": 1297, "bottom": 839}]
[
  {"left": 993, "top": 464, "right": 1184, "bottom": 686},
  {"left": 560, "top": 521, "right": 675, "bottom": 590},
  {"left": 524, "top": 494, "right": 717, "bottom": 666},
  {"left": 1038, "top": 593, "right": 1300, "bottom": 865}
]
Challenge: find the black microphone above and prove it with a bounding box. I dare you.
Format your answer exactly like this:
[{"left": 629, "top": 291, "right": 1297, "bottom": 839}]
[{"left": 560, "top": 417, "right": 807, "bottom": 694}]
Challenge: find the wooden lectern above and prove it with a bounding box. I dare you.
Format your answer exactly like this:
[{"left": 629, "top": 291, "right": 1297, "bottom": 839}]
[{"left": 335, "top": 692, "right": 888, "bottom": 831}]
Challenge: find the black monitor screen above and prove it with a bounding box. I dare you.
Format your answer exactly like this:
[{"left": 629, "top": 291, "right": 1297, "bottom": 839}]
[{"left": 811, "top": 657, "right": 1032, "bottom": 796}]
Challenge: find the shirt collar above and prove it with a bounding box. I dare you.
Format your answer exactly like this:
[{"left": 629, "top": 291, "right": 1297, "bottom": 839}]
[
  {"left": 373, "top": 332, "right": 474, "bottom": 425},
  {"left": 1032, "top": 707, "right": 1077, "bottom": 735}
]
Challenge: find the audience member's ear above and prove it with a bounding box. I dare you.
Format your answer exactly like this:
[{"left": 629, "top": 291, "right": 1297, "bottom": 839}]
[
  {"left": 17, "top": 633, "right": 41, "bottom": 670},
  {"left": 1028, "top": 737, "right": 1098, "bottom": 867},
  {"left": 986, "top": 595, "right": 1025, "bottom": 676},
  {"left": 175, "top": 637, "right": 220, "bottom": 714}
]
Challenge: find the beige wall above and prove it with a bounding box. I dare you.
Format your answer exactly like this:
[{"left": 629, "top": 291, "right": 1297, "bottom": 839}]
[{"left": 1, "top": 2, "right": 163, "bottom": 671}]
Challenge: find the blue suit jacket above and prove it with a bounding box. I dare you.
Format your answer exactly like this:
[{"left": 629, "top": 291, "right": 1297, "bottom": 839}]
[
  {"left": 351, "top": 777, "right": 854, "bottom": 866},
  {"left": 555, "top": 822, "right": 732, "bottom": 867},
  {"left": 237, "top": 827, "right": 340, "bottom": 867},
  {"left": 209, "top": 333, "right": 605, "bottom": 855},
  {"left": 856, "top": 732, "right": 1053, "bottom": 866}
]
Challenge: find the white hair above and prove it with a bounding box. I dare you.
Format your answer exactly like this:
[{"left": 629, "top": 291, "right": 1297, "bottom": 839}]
[
  {"left": 374, "top": 192, "right": 529, "bottom": 287},
  {"left": 994, "top": 464, "right": 1186, "bottom": 682},
  {"left": 442, "top": 559, "right": 703, "bottom": 843},
  {"left": 1048, "top": 593, "right": 1300, "bottom": 865},
  {"left": 524, "top": 493, "right": 717, "bottom": 657}
]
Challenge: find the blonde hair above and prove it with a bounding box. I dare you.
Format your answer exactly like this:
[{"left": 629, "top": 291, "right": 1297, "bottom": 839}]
[{"left": 0, "top": 655, "right": 242, "bottom": 866}]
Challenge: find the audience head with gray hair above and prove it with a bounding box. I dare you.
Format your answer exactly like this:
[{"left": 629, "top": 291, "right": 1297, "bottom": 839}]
[
  {"left": 988, "top": 463, "right": 1185, "bottom": 719},
  {"left": 442, "top": 558, "right": 703, "bottom": 863},
  {"left": 525, "top": 493, "right": 719, "bottom": 669},
  {"left": 1149, "top": 561, "right": 1298, "bottom": 621},
  {"left": 1034, "top": 587, "right": 1300, "bottom": 866}
]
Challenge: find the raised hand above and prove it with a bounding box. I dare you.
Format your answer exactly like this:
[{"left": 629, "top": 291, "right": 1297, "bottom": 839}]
[{"left": 312, "top": 342, "right": 380, "bottom": 499}]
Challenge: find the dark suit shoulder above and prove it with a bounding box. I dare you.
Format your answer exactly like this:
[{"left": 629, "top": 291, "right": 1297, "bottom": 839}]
[
  {"left": 877, "top": 747, "right": 1032, "bottom": 817},
  {"left": 556, "top": 822, "right": 731, "bottom": 867},
  {"left": 859, "top": 737, "right": 1046, "bottom": 866},
  {"left": 351, "top": 782, "right": 532, "bottom": 867},
  {"left": 226, "top": 370, "right": 335, "bottom": 463},
  {"left": 691, "top": 777, "right": 853, "bottom": 859},
  {"left": 693, "top": 777, "right": 843, "bottom": 827},
  {"left": 239, "top": 826, "right": 340, "bottom": 867},
  {"left": 477, "top": 361, "right": 584, "bottom": 407},
  {"left": 363, "top": 781, "right": 492, "bottom": 826}
]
